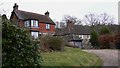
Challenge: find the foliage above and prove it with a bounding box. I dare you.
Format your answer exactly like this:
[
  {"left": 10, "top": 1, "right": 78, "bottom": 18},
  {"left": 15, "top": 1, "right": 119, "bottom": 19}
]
[
  {"left": 90, "top": 31, "right": 99, "bottom": 48},
  {"left": 41, "top": 47, "right": 102, "bottom": 66},
  {"left": 48, "top": 36, "right": 64, "bottom": 51},
  {"left": 99, "top": 26, "right": 111, "bottom": 35},
  {"left": 99, "top": 35, "right": 109, "bottom": 49},
  {"left": 98, "top": 26, "right": 112, "bottom": 49},
  {"left": 98, "top": 35, "right": 115, "bottom": 49},
  {"left": 2, "top": 15, "right": 42, "bottom": 67},
  {"left": 40, "top": 36, "right": 64, "bottom": 52}
]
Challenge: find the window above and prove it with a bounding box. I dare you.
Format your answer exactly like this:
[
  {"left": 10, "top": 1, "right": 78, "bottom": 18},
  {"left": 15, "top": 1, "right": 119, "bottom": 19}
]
[
  {"left": 79, "top": 35, "right": 83, "bottom": 39},
  {"left": 24, "top": 20, "right": 30, "bottom": 27},
  {"left": 31, "top": 20, "right": 38, "bottom": 27},
  {"left": 46, "top": 24, "right": 50, "bottom": 29},
  {"left": 31, "top": 31, "right": 39, "bottom": 38}
]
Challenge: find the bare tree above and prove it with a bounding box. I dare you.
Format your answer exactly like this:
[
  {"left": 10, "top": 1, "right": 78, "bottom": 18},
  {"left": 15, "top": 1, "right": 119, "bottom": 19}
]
[
  {"left": 75, "top": 19, "right": 82, "bottom": 25},
  {"left": 61, "top": 15, "right": 82, "bottom": 27},
  {"left": 62, "top": 15, "right": 82, "bottom": 24},
  {"left": 62, "top": 15, "right": 77, "bottom": 23},
  {"left": 99, "top": 13, "right": 115, "bottom": 25},
  {"left": 60, "top": 22, "right": 66, "bottom": 28},
  {"left": 83, "top": 13, "right": 116, "bottom": 26},
  {"left": 83, "top": 13, "right": 99, "bottom": 26}
]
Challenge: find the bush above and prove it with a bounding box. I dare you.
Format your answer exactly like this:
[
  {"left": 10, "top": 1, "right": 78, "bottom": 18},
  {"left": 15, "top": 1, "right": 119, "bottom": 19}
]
[
  {"left": 90, "top": 31, "right": 99, "bottom": 48},
  {"left": 99, "top": 26, "right": 112, "bottom": 49},
  {"left": 99, "top": 35, "right": 113, "bottom": 49},
  {"left": 40, "top": 36, "right": 64, "bottom": 52},
  {"left": 2, "top": 15, "right": 42, "bottom": 67},
  {"left": 100, "top": 26, "right": 111, "bottom": 35},
  {"left": 48, "top": 36, "right": 64, "bottom": 51}
]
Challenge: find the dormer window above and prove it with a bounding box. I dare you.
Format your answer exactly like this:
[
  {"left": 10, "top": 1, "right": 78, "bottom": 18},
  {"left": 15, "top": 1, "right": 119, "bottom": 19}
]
[
  {"left": 31, "top": 20, "right": 38, "bottom": 27},
  {"left": 24, "top": 20, "right": 30, "bottom": 27},
  {"left": 46, "top": 23, "right": 50, "bottom": 29}
]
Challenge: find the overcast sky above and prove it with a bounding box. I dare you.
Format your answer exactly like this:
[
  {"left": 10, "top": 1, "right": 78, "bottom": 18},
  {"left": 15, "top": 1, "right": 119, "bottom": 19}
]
[{"left": 0, "top": 0, "right": 119, "bottom": 23}]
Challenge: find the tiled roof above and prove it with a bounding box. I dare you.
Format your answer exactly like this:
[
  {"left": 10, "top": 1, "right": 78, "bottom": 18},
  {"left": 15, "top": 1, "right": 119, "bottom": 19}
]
[
  {"left": 13, "top": 10, "right": 55, "bottom": 24},
  {"left": 55, "top": 25, "right": 119, "bottom": 36},
  {"left": 55, "top": 25, "right": 91, "bottom": 35}
]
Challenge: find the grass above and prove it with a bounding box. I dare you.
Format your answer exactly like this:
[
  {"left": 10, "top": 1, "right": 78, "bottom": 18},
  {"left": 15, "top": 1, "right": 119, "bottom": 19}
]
[{"left": 41, "top": 47, "right": 102, "bottom": 67}]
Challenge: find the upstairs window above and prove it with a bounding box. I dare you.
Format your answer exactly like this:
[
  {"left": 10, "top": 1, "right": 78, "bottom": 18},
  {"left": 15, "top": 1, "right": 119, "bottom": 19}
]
[
  {"left": 46, "top": 23, "right": 50, "bottom": 29},
  {"left": 24, "top": 20, "right": 30, "bottom": 27},
  {"left": 31, "top": 20, "right": 38, "bottom": 27}
]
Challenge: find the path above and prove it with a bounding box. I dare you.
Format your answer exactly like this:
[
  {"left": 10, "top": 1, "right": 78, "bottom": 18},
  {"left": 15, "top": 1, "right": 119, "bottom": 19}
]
[{"left": 83, "top": 49, "right": 119, "bottom": 67}]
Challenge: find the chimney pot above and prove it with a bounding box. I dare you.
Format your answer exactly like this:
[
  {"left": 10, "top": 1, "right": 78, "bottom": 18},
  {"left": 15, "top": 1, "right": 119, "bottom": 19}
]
[
  {"left": 13, "top": 3, "right": 18, "bottom": 11},
  {"left": 45, "top": 11, "right": 49, "bottom": 17}
]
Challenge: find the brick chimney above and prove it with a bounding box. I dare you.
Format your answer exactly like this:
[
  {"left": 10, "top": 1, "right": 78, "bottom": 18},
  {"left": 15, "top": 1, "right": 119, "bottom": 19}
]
[
  {"left": 67, "top": 20, "right": 74, "bottom": 28},
  {"left": 13, "top": 3, "right": 18, "bottom": 11},
  {"left": 45, "top": 11, "right": 49, "bottom": 17}
]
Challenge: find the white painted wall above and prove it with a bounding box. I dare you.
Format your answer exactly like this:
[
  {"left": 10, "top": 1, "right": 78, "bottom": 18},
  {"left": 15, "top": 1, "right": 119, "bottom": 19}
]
[{"left": 79, "top": 35, "right": 90, "bottom": 39}]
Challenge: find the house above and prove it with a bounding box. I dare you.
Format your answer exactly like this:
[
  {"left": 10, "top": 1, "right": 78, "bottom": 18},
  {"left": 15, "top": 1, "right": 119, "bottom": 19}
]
[
  {"left": 55, "top": 20, "right": 120, "bottom": 49},
  {"left": 54, "top": 21, "right": 91, "bottom": 48},
  {"left": 10, "top": 3, "right": 55, "bottom": 38}
]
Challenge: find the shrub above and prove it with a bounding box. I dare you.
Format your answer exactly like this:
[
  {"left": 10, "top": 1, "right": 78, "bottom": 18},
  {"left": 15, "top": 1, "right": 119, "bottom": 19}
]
[
  {"left": 99, "top": 35, "right": 114, "bottom": 49},
  {"left": 100, "top": 26, "right": 111, "bottom": 35},
  {"left": 48, "top": 36, "right": 64, "bottom": 51},
  {"left": 99, "top": 26, "right": 112, "bottom": 49},
  {"left": 40, "top": 35, "right": 51, "bottom": 52},
  {"left": 40, "top": 36, "right": 64, "bottom": 52},
  {"left": 90, "top": 31, "right": 99, "bottom": 48},
  {"left": 2, "top": 15, "right": 42, "bottom": 67},
  {"left": 99, "top": 35, "right": 109, "bottom": 49}
]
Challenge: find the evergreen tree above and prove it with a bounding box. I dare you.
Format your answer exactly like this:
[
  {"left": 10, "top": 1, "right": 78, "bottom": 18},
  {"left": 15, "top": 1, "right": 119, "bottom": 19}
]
[{"left": 90, "top": 31, "right": 99, "bottom": 48}]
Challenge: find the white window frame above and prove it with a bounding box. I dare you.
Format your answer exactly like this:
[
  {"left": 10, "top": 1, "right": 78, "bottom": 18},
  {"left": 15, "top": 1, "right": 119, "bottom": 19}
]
[
  {"left": 24, "top": 20, "right": 30, "bottom": 27},
  {"left": 31, "top": 31, "right": 39, "bottom": 38},
  {"left": 46, "top": 23, "right": 50, "bottom": 29},
  {"left": 31, "top": 20, "right": 38, "bottom": 27}
]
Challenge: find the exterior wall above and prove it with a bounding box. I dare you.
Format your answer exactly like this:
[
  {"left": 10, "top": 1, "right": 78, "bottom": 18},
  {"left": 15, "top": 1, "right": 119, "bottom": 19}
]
[
  {"left": 10, "top": 13, "right": 19, "bottom": 26},
  {"left": 79, "top": 35, "right": 90, "bottom": 39},
  {"left": 39, "top": 22, "right": 55, "bottom": 33},
  {"left": 21, "top": 21, "right": 55, "bottom": 34},
  {"left": 68, "top": 41, "right": 83, "bottom": 48},
  {"left": 19, "top": 20, "right": 24, "bottom": 28}
]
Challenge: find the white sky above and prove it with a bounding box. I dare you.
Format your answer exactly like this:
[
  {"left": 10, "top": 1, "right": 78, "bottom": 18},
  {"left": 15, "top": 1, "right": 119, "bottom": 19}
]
[{"left": 0, "top": 0, "right": 119, "bottom": 23}]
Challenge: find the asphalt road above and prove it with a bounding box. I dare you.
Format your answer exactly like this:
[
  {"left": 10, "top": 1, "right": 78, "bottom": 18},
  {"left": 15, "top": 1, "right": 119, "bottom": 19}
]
[{"left": 83, "top": 49, "right": 119, "bottom": 67}]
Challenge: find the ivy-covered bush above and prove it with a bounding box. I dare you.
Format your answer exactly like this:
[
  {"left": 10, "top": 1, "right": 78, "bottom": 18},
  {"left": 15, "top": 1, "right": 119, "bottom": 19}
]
[
  {"left": 40, "top": 36, "right": 64, "bottom": 52},
  {"left": 2, "top": 15, "right": 42, "bottom": 67}
]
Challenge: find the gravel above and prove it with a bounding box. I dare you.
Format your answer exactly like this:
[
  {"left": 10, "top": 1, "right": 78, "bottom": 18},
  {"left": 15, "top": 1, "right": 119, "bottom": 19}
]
[{"left": 83, "top": 49, "right": 119, "bottom": 67}]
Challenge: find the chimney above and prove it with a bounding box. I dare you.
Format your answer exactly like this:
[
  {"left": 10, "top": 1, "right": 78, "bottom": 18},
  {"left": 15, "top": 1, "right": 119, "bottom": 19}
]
[
  {"left": 45, "top": 11, "right": 49, "bottom": 17},
  {"left": 67, "top": 20, "right": 74, "bottom": 28},
  {"left": 13, "top": 3, "right": 18, "bottom": 11}
]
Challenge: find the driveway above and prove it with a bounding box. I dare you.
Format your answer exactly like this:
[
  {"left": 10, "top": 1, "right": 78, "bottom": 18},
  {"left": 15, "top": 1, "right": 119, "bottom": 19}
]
[{"left": 83, "top": 49, "right": 119, "bottom": 67}]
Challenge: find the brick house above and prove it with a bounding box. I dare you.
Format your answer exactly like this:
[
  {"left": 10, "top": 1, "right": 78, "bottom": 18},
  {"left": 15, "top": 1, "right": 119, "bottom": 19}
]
[{"left": 10, "top": 3, "right": 55, "bottom": 38}]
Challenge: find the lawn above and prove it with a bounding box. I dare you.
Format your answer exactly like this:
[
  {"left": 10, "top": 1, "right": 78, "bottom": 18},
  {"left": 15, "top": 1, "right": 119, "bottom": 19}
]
[{"left": 41, "top": 47, "right": 102, "bottom": 66}]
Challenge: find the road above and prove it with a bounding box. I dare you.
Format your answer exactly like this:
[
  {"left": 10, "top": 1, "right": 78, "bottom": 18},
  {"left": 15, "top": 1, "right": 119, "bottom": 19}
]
[{"left": 83, "top": 49, "right": 119, "bottom": 67}]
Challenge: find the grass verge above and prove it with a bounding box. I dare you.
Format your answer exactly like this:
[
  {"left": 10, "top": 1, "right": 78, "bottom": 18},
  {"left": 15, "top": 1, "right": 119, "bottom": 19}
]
[{"left": 41, "top": 47, "right": 102, "bottom": 67}]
